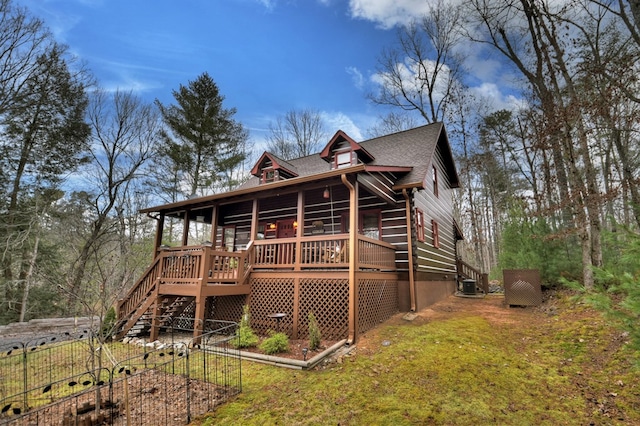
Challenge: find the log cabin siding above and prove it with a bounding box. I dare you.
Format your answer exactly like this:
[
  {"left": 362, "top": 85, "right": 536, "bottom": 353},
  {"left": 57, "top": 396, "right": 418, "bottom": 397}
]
[{"left": 412, "top": 147, "right": 457, "bottom": 275}]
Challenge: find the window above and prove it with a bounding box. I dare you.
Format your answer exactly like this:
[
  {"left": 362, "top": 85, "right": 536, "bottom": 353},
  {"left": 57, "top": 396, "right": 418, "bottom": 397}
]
[
  {"left": 262, "top": 168, "right": 277, "bottom": 183},
  {"left": 416, "top": 208, "right": 425, "bottom": 242},
  {"left": 431, "top": 220, "right": 440, "bottom": 248},
  {"left": 341, "top": 209, "right": 381, "bottom": 240},
  {"left": 335, "top": 150, "right": 353, "bottom": 169},
  {"left": 432, "top": 165, "right": 439, "bottom": 197},
  {"left": 223, "top": 226, "right": 236, "bottom": 251}
]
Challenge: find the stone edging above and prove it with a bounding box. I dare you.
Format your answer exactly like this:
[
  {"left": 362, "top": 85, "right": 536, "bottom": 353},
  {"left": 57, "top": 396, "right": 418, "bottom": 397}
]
[{"left": 209, "top": 339, "right": 349, "bottom": 370}]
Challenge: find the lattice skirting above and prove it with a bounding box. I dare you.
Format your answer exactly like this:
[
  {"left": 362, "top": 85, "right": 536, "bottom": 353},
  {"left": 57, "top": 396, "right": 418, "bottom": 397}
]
[
  {"left": 357, "top": 277, "right": 398, "bottom": 336},
  {"left": 203, "top": 273, "right": 400, "bottom": 341}
]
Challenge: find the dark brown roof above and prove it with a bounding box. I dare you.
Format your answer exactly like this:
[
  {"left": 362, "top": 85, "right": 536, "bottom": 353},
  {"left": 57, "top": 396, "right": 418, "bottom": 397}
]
[
  {"left": 141, "top": 122, "right": 459, "bottom": 214},
  {"left": 240, "top": 121, "right": 459, "bottom": 190}
]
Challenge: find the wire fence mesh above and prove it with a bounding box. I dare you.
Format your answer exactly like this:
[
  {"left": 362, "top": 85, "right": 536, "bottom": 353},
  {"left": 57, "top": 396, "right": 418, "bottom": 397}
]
[{"left": 0, "top": 318, "right": 241, "bottom": 425}]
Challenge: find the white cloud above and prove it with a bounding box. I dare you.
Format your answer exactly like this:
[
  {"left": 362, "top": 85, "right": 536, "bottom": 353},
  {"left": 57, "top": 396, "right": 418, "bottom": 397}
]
[
  {"left": 348, "top": 0, "right": 433, "bottom": 29},
  {"left": 346, "top": 66, "right": 364, "bottom": 90},
  {"left": 255, "top": 0, "right": 276, "bottom": 10},
  {"left": 321, "top": 111, "right": 363, "bottom": 140},
  {"left": 469, "top": 82, "right": 527, "bottom": 112}
]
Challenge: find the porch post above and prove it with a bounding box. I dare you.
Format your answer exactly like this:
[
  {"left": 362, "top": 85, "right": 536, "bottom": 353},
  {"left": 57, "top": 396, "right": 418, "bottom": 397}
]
[
  {"left": 210, "top": 205, "right": 218, "bottom": 246},
  {"left": 402, "top": 189, "right": 417, "bottom": 311},
  {"left": 342, "top": 174, "right": 358, "bottom": 343},
  {"left": 293, "top": 190, "right": 304, "bottom": 338},
  {"left": 182, "top": 211, "right": 190, "bottom": 246},
  {"left": 154, "top": 213, "right": 165, "bottom": 259},
  {"left": 251, "top": 199, "right": 258, "bottom": 241}
]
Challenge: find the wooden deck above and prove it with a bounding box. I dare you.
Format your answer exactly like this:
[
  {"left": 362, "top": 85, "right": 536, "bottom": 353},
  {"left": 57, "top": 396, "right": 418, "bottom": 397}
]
[{"left": 116, "top": 234, "right": 397, "bottom": 338}]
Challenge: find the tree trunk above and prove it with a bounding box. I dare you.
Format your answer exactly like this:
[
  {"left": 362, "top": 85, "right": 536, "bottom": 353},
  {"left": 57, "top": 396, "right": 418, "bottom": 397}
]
[{"left": 19, "top": 233, "right": 40, "bottom": 322}]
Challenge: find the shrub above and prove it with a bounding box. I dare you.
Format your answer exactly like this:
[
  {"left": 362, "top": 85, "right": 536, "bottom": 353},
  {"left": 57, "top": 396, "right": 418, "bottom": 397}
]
[
  {"left": 567, "top": 228, "right": 640, "bottom": 364},
  {"left": 259, "top": 331, "right": 289, "bottom": 355},
  {"left": 101, "top": 306, "right": 116, "bottom": 340},
  {"left": 308, "top": 311, "right": 321, "bottom": 351},
  {"left": 498, "top": 205, "right": 580, "bottom": 285},
  {"left": 234, "top": 305, "right": 258, "bottom": 349}
]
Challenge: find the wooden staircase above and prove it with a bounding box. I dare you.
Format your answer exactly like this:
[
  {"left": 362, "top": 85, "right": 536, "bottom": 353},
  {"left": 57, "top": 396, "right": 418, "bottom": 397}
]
[
  {"left": 456, "top": 258, "right": 489, "bottom": 294},
  {"left": 116, "top": 246, "right": 253, "bottom": 339}
]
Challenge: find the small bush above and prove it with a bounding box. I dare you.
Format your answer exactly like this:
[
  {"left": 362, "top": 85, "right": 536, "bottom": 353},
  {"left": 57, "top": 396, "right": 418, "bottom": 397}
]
[
  {"left": 234, "top": 305, "right": 258, "bottom": 348},
  {"left": 308, "top": 311, "right": 321, "bottom": 351},
  {"left": 101, "top": 306, "right": 116, "bottom": 340},
  {"left": 259, "top": 331, "right": 289, "bottom": 355}
]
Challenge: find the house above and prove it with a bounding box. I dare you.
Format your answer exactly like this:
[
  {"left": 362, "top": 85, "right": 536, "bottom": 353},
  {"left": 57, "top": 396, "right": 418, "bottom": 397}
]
[{"left": 116, "top": 122, "right": 486, "bottom": 343}]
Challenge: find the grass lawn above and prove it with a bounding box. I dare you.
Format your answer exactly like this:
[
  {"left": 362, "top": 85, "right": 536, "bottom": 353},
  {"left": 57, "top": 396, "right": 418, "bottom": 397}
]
[{"left": 194, "top": 290, "right": 639, "bottom": 425}]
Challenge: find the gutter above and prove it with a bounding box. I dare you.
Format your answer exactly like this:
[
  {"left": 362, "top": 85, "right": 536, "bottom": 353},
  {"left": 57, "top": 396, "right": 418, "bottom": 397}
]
[
  {"left": 403, "top": 189, "right": 417, "bottom": 312},
  {"left": 341, "top": 174, "right": 357, "bottom": 345}
]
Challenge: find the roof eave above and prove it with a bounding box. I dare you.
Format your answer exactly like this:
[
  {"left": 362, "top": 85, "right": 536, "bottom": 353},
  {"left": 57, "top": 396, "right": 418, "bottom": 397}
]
[{"left": 140, "top": 164, "right": 367, "bottom": 214}]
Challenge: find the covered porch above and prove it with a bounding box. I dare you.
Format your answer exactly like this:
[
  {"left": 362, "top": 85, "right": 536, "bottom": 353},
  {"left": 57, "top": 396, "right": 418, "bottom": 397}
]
[{"left": 118, "top": 173, "right": 405, "bottom": 341}]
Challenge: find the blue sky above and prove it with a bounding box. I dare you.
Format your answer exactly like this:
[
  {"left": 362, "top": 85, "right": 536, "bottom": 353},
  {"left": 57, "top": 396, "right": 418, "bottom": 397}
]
[{"left": 17, "top": 0, "right": 515, "bottom": 149}]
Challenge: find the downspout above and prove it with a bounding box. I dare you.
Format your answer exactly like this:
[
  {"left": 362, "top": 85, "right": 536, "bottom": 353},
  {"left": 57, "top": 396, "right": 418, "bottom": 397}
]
[
  {"left": 341, "top": 174, "right": 357, "bottom": 345},
  {"left": 402, "top": 189, "right": 417, "bottom": 312}
]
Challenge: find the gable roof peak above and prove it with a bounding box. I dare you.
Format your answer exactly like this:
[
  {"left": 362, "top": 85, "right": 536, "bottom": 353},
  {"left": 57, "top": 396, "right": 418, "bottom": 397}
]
[
  {"left": 250, "top": 151, "right": 298, "bottom": 178},
  {"left": 319, "top": 129, "right": 375, "bottom": 163}
]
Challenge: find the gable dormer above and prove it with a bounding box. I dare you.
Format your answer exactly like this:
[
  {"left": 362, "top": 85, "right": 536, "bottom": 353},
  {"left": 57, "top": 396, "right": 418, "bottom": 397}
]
[
  {"left": 250, "top": 152, "right": 299, "bottom": 184},
  {"left": 319, "top": 130, "right": 375, "bottom": 169}
]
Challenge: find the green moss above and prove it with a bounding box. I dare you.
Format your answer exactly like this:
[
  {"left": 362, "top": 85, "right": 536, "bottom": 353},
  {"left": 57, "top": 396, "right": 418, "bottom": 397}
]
[{"left": 195, "top": 294, "right": 640, "bottom": 426}]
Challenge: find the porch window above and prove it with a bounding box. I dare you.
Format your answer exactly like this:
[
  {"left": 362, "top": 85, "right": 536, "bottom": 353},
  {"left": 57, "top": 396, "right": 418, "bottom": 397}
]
[
  {"left": 431, "top": 220, "right": 440, "bottom": 248},
  {"left": 223, "top": 226, "right": 236, "bottom": 251},
  {"left": 416, "top": 208, "right": 425, "bottom": 242},
  {"left": 341, "top": 209, "right": 381, "bottom": 239}
]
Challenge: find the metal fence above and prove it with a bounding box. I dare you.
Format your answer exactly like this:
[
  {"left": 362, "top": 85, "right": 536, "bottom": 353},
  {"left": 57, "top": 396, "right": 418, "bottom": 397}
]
[{"left": 0, "top": 319, "right": 241, "bottom": 425}]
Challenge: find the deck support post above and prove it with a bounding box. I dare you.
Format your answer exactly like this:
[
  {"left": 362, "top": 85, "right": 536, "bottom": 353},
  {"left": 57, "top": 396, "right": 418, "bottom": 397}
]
[
  {"left": 149, "top": 282, "right": 162, "bottom": 342},
  {"left": 342, "top": 174, "right": 358, "bottom": 344},
  {"left": 193, "top": 294, "right": 206, "bottom": 344},
  {"left": 402, "top": 189, "right": 416, "bottom": 312}
]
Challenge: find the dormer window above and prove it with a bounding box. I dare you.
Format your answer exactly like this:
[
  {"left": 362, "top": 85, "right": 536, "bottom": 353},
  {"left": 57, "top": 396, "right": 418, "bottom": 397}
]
[
  {"left": 262, "top": 168, "right": 278, "bottom": 183},
  {"left": 250, "top": 152, "right": 299, "bottom": 184},
  {"left": 320, "top": 130, "right": 375, "bottom": 167},
  {"left": 335, "top": 150, "right": 354, "bottom": 169}
]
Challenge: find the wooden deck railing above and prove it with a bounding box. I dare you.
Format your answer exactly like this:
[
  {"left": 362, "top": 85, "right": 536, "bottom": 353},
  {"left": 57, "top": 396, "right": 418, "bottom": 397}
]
[
  {"left": 357, "top": 236, "right": 397, "bottom": 271},
  {"left": 253, "top": 234, "right": 396, "bottom": 270},
  {"left": 117, "top": 246, "right": 251, "bottom": 327},
  {"left": 118, "top": 235, "right": 397, "bottom": 331}
]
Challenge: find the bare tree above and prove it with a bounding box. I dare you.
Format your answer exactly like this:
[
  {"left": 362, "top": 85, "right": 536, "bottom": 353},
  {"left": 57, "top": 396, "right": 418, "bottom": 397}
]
[
  {"left": 369, "top": 0, "right": 465, "bottom": 123},
  {"left": 64, "top": 89, "right": 159, "bottom": 309},
  {"left": 365, "top": 111, "right": 420, "bottom": 138},
  {"left": 0, "top": 0, "right": 53, "bottom": 116},
  {"left": 266, "top": 108, "right": 327, "bottom": 159}
]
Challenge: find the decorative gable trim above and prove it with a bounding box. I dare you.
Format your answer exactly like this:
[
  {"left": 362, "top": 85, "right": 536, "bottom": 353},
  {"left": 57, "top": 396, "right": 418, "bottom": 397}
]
[
  {"left": 250, "top": 151, "right": 299, "bottom": 182},
  {"left": 319, "top": 130, "right": 375, "bottom": 165}
]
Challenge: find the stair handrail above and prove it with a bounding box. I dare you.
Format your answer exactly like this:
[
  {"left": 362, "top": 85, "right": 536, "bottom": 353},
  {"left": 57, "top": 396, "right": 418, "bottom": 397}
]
[
  {"left": 456, "top": 257, "right": 489, "bottom": 294},
  {"left": 240, "top": 240, "right": 255, "bottom": 283},
  {"left": 116, "top": 252, "right": 163, "bottom": 322}
]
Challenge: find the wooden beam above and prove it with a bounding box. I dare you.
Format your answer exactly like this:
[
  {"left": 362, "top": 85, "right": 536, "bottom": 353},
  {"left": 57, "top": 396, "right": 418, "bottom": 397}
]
[
  {"left": 342, "top": 174, "right": 358, "bottom": 344},
  {"left": 402, "top": 189, "right": 416, "bottom": 312},
  {"left": 154, "top": 213, "right": 165, "bottom": 259},
  {"left": 182, "top": 210, "right": 189, "bottom": 246}
]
